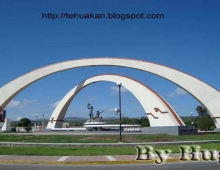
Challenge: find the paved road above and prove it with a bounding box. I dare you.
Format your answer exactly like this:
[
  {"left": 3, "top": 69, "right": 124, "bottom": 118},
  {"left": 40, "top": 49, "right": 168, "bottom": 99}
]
[
  {"left": 0, "top": 162, "right": 219, "bottom": 170},
  {"left": 0, "top": 154, "right": 181, "bottom": 162},
  {"left": 0, "top": 153, "right": 219, "bottom": 165}
]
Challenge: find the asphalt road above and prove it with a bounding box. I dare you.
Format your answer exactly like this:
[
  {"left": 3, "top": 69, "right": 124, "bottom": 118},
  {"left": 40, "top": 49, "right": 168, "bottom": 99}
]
[{"left": 0, "top": 162, "right": 219, "bottom": 170}]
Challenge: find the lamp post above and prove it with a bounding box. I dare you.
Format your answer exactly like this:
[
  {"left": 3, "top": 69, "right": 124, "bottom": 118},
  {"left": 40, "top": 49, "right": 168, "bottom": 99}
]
[
  {"left": 191, "top": 112, "right": 193, "bottom": 128},
  {"left": 117, "top": 82, "right": 122, "bottom": 142},
  {"left": 36, "top": 114, "right": 38, "bottom": 131},
  {"left": 139, "top": 117, "right": 141, "bottom": 132},
  {"left": 42, "top": 112, "right": 45, "bottom": 130}
]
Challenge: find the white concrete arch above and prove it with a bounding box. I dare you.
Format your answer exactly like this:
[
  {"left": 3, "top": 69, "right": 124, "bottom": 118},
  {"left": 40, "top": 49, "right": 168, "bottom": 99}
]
[
  {"left": 47, "top": 74, "right": 185, "bottom": 129},
  {"left": 0, "top": 58, "right": 220, "bottom": 127}
]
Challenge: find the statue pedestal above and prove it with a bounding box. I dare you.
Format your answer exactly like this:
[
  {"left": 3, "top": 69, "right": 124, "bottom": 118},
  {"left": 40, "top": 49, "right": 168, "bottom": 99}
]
[
  {"left": 83, "top": 118, "right": 106, "bottom": 131},
  {"left": 84, "top": 119, "right": 106, "bottom": 125}
]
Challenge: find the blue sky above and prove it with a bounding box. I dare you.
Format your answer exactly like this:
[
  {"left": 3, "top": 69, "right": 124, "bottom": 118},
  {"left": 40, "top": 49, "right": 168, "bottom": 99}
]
[{"left": 0, "top": 0, "right": 219, "bottom": 121}]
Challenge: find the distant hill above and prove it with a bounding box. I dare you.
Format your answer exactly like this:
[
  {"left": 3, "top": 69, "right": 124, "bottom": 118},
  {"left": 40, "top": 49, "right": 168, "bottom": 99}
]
[
  {"left": 64, "top": 116, "right": 118, "bottom": 121},
  {"left": 64, "top": 117, "right": 87, "bottom": 121}
]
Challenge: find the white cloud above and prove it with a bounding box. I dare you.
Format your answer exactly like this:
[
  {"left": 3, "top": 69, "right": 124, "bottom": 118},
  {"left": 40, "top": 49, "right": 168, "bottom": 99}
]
[
  {"left": 8, "top": 100, "right": 22, "bottom": 108},
  {"left": 87, "top": 95, "right": 97, "bottom": 102},
  {"left": 110, "top": 86, "right": 128, "bottom": 94},
  {"left": 7, "top": 99, "right": 37, "bottom": 108},
  {"left": 50, "top": 100, "right": 60, "bottom": 108},
  {"left": 168, "top": 87, "right": 187, "bottom": 97},
  {"left": 16, "top": 117, "right": 22, "bottom": 120},
  {"left": 106, "top": 108, "right": 117, "bottom": 113}
]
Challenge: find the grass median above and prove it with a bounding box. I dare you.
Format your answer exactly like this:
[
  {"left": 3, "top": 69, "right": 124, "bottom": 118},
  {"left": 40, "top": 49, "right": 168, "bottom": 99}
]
[
  {"left": 0, "top": 133, "right": 220, "bottom": 156},
  {"left": 0, "top": 133, "right": 220, "bottom": 143},
  {"left": 0, "top": 143, "right": 220, "bottom": 156}
]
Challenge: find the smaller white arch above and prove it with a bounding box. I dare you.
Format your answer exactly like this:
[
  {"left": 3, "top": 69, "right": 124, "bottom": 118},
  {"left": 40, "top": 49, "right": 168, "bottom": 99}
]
[{"left": 47, "top": 74, "right": 185, "bottom": 129}]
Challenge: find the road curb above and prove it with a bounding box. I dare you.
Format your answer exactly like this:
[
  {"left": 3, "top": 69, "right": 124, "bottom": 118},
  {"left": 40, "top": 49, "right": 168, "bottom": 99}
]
[{"left": 0, "top": 158, "right": 184, "bottom": 165}]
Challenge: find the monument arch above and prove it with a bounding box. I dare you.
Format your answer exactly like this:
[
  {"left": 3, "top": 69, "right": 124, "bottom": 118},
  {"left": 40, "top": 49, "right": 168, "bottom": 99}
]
[
  {"left": 46, "top": 74, "right": 185, "bottom": 129},
  {"left": 0, "top": 58, "right": 219, "bottom": 127}
]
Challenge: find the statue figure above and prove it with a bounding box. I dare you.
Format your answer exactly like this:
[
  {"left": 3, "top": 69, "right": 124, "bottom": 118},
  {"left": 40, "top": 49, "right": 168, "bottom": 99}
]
[
  {"left": 87, "top": 103, "right": 94, "bottom": 120},
  {"left": 95, "top": 110, "right": 104, "bottom": 119}
]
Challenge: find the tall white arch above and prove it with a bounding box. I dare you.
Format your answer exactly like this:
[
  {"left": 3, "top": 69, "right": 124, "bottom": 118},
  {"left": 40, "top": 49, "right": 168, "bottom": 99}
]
[
  {"left": 0, "top": 58, "right": 220, "bottom": 127},
  {"left": 47, "top": 74, "right": 185, "bottom": 129}
]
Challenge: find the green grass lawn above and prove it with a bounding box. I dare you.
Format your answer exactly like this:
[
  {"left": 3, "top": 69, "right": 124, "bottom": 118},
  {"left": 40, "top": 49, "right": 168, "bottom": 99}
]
[
  {"left": 0, "top": 133, "right": 220, "bottom": 156},
  {"left": 0, "top": 143, "right": 220, "bottom": 156},
  {"left": 0, "top": 133, "right": 220, "bottom": 143}
]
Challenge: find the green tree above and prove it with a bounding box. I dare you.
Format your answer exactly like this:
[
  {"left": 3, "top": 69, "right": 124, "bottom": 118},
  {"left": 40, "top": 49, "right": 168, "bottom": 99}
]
[
  {"left": 24, "top": 125, "right": 32, "bottom": 132},
  {"left": 182, "top": 118, "right": 192, "bottom": 127},
  {"left": 196, "top": 106, "right": 207, "bottom": 116},
  {"left": 138, "top": 116, "right": 150, "bottom": 127},
  {"left": 18, "top": 118, "right": 31, "bottom": 127},
  {"left": 195, "top": 106, "right": 215, "bottom": 131},
  {"left": 18, "top": 118, "right": 32, "bottom": 132},
  {"left": 121, "top": 117, "right": 150, "bottom": 127},
  {"left": 143, "top": 119, "right": 150, "bottom": 127},
  {"left": 181, "top": 117, "right": 198, "bottom": 128},
  {"left": 122, "top": 117, "right": 133, "bottom": 124},
  {"left": 197, "top": 115, "right": 215, "bottom": 131}
]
